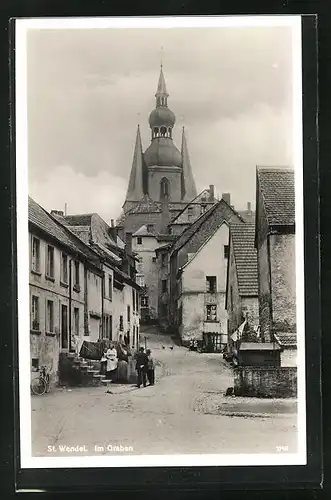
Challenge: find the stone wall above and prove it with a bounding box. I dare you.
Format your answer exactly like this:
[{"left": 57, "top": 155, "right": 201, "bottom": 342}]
[
  {"left": 234, "top": 366, "right": 297, "bottom": 398},
  {"left": 269, "top": 233, "right": 296, "bottom": 332}
]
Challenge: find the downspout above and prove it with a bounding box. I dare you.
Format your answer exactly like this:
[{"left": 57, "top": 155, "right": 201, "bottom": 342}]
[
  {"left": 69, "top": 259, "right": 72, "bottom": 351},
  {"left": 101, "top": 268, "right": 105, "bottom": 340}
]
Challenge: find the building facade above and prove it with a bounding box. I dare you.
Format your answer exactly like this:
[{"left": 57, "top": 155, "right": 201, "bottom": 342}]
[
  {"left": 226, "top": 222, "right": 259, "bottom": 347},
  {"left": 255, "top": 167, "right": 297, "bottom": 365},
  {"left": 176, "top": 221, "right": 230, "bottom": 349},
  {"left": 29, "top": 198, "right": 141, "bottom": 387}
]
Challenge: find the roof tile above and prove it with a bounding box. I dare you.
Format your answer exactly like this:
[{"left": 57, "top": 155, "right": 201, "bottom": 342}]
[
  {"left": 257, "top": 167, "right": 295, "bottom": 226},
  {"left": 231, "top": 223, "right": 258, "bottom": 296}
]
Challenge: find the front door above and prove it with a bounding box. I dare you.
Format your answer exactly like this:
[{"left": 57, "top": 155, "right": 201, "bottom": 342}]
[{"left": 61, "top": 304, "right": 68, "bottom": 349}]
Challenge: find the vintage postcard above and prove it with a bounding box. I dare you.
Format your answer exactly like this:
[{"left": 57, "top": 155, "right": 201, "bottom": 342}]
[{"left": 15, "top": 15, "right": 306, "bottom": 469}]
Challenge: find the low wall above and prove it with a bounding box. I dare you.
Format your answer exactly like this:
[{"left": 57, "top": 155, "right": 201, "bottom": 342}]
[{"left": 234, "top": 366, "right": 297, "bottom": 398}]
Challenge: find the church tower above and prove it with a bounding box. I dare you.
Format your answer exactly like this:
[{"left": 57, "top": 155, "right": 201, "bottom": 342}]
[{"left": 121, "top": 65, "right": 197, "bottom": 229}]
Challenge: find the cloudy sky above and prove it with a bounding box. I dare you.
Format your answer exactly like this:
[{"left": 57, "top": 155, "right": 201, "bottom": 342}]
[{"left": 26, "top": 23, "right": 294, "bottom": 222}]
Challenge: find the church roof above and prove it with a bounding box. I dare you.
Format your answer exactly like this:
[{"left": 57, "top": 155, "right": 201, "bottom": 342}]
[
  {"left": 126, "top": 125, "right": 144, "bottom": 201},
  {"left": 156, "top": 65, "right": 168, "bottom": 97},
  {"left": 130, "top": 194, "right": 162, "bottom": 214},
  {"left": 181, "top": 127, "right": 197, "bottom": 201}
]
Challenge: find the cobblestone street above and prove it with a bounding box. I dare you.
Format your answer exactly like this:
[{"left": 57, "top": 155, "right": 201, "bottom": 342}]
[{"left": 31, "top": 328, "right": 298, "bottom": 457}]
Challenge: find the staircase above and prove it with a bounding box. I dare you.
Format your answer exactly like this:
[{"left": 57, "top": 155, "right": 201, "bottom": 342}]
[{"left": 62, "top": 353, "right": 108, "bottom": 387}]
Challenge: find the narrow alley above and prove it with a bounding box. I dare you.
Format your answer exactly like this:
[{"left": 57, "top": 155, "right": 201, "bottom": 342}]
[{"left": 31, "top": 328, "right": 298, "bottom": 457}]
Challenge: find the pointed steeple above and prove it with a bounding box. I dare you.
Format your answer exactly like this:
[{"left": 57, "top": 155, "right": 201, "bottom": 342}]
[
  {"left": 181, "top": 127, "right": 197, "bottom": 201},
  {"left": 125, "top": 125, "right": 144, "bottom": 201},
  {"left": 155, "top": 65, "right": 169, "bottom": 107}
]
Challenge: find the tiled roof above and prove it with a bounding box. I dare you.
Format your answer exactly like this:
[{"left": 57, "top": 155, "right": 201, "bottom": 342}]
[
  {"left": 274, "top": 332, "right": 297, "bottom": 347},
  {"left": 169, "top": 188, "right": 215, "bottom": 224},
  {"left": 132, "top": 225, "right": 155, "bottom": 237},
  {"left": 257, "top": 167, "right": 295, "bottom": 226},
  {"left": 130, "top": 194, "right": 161, "bottom": 214},
  {"left": 231, "top": 223, "right": 258, "bottom": 296},
  {"left": 62, "top": 214, "right": 93, "bottom": 227},
  {"left": 28, "top": 197, "right": 100, "bottom": 263},
  {"left": 171, "top": 198, "right": 245, "bottom": 255}
]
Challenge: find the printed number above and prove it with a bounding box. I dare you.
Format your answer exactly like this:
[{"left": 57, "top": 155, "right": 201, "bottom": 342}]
[{"left": 276, "top": 445, "right": 288, "bottom": 452}]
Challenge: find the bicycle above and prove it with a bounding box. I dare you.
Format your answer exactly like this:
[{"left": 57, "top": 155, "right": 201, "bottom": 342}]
[{"left": 30, "top": 365, "right": 50, "bottom": 395}]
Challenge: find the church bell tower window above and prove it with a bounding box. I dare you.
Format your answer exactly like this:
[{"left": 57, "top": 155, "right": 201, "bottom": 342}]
[
  {"left": 160, "top": 126, "right": 167, "bottom": 137},
  {"left": 160, "top": 177, "right": 170, "bottom": 201}
]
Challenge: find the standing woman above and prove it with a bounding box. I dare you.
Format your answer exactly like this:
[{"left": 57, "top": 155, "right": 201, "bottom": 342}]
[{"left": 105, "top": 342, "right": 118, "bottom": 380}]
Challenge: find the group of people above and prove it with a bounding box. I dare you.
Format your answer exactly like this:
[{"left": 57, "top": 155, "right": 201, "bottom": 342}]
[
  {"left": 135, "top": 347, "right": 155, "bottom": 388},
  {"left": 102, "top": 343, "right": 155, "bottom": 388}
]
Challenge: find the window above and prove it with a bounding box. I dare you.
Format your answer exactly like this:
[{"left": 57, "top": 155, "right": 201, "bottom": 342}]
[
  {"left": 127, "top": 305, "right": 131, "bottom": 323},
  {"left": 136, "top": 275, "right": 145, "bottom": 287},
  {"left": 206, "top": 304, "right": 217, "bottom": 322},
  {"left": 32, "top": 358, "right": 39, "bottom": 371},
  {"left": 31, "top": 237, "right": 40, "bottom": 273},
  {"left": 119, "top": 315, "right": 124, "bottom": 331},
  {"left": 46, "top": 245, "right": 54, "bottom": 279},
  {"left": 152, "top": 257, "right": 157, "bottom": 263},
  {"left": 103, "top": 314, "right": 112, "bottom": 339},
  {"left": 74, "top": 307, "right": 79, "bottom": 336},
  {"left": 132, "top": 289, "right": 135, "bottom": 312},
  {"left": 147, "top": 224, "right": 154, "bottom": 233},
  {"left": 206, "top": 276, "right": 217, "bottom": 293},
  {"left": 74, "top": 261, "right": 80, "bottom": 287},
  {"left": 161, "top": 303, "right": 167, "bottom": 317},
  {"left": 46, "top": 300, "right": 54, "bottom": 333},
  {"left": 108, "top": 275, "right": 113, "bottom": 300},
  {"left": 141, "top": 296, "right": 149, "bottom": 308},
  {"left": 31, "top": 295, "right": 40, "bottom": 331},
  {"left": 160, "top": 177, "right": 170, "bottom": 201},
  {"left": 61, "top": 253, "right": 68, "bottom": 284},
  {"left": 224, "top": 245, "right": 229, "bottom": 259},
  {"left": 136, "top": 257, "right": 143, "bottom": 273},
  {"left": 161, "top": 254, "right": 167, "bottom": 267},
  {"left": 162, "top": 279, "right": 167, "bottom": 293},
  {"left": 201, "top": 204, "right": 207, "bottom": 215},
  {"left": 137, "top": 237, "right": 142, "bottom": 245},
  {"left": 188, "top": 207, "right": 194, "bottom": 221}
]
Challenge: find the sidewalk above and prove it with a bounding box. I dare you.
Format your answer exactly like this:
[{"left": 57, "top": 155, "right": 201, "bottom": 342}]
[{"left": 195, "top": 392, "right": 297, "bottom": 418}]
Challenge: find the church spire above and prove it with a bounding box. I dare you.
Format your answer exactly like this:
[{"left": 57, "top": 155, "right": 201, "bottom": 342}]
[
  {"left": 125, "top": 125, "right": 144, "bottom": 201},
  {"left": 155, "top": 65, "right": 169, "bottom": 107},
  {"left": 181, "top": 127, "right": 197, "bottom": 201}
]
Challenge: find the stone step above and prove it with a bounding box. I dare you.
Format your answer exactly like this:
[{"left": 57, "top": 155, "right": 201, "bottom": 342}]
[{"left": 86, "top": 369, "right": 100, "bottom": 375}]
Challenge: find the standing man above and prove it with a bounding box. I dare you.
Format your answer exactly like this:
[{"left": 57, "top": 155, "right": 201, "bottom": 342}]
[{"left": 135, "top": 347, "right": 148, "bottom": 388}]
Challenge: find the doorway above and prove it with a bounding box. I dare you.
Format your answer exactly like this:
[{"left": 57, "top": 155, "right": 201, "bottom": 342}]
[{"left": 61, "top": 304, "right": 68, "bottom": 349}]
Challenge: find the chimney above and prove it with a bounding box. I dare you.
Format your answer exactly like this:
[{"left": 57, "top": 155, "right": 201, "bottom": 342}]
[
  {"left": 51, "top": 210, "right": 64, "bottom": 217},
  {"left": 209, "top": 184, "right": 215, "bottom": 201},
  {"left": 125, "top": 232, "right": 132, "bottom": 255},
  {"left": 247, "top": 202, "right": 252, "bottom": 214},
  {"left": 111, "top": 219, "right": 115, "bottom": 227},
  {"left": 222, "top": 193, "right": 231, "bottom": 205}
]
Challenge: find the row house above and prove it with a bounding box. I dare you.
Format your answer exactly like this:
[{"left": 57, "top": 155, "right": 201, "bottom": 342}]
[
  {"left": 29, "top": 198, "right": 141, "bottom": 387},
  {"left": 225, "top": 222, "right": 259, "bottom": 357},
  {"left": 53, "top": 210, "right": 141, "bottom": 350},
  {"left": 168, "top": 196, "right": 246, "bottom": 350},
  {"left": 255, "top": 167, "right": 297, "bottom": 367}
]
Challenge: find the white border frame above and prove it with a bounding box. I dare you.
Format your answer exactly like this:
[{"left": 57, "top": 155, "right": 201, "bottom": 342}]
[{"left": 15, "top": 15, "right": 306, "bottom": 469}]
